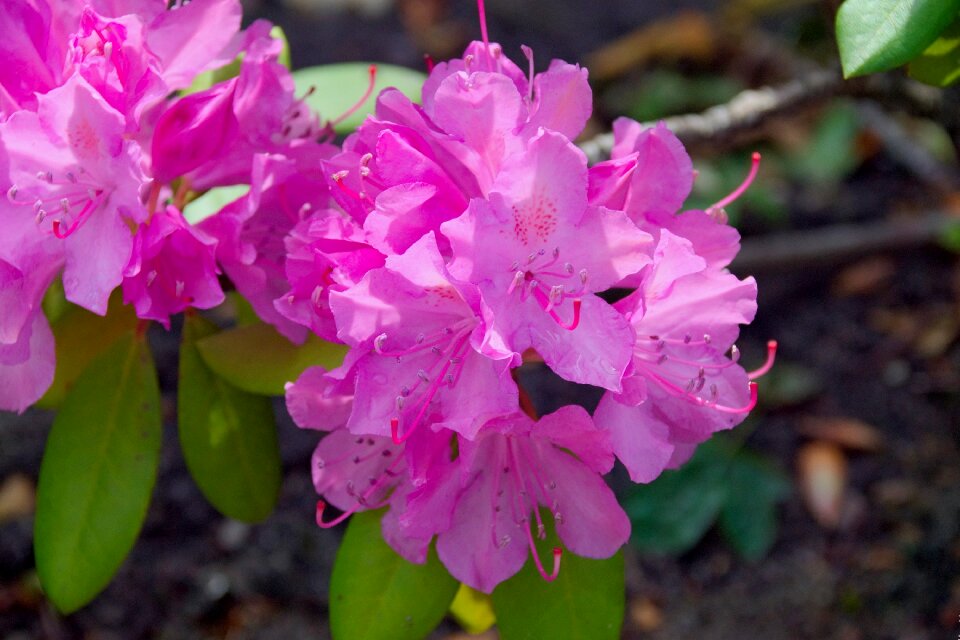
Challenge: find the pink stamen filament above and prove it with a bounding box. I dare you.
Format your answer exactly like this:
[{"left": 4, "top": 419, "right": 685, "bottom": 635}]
[
  {"left": 748, "top": 340, "right": 777, "bottom": 380},
  {"left": 331, "top": 172, "right": 373, "bottom": 206},
  {"left": 711, "top": 151, "right": 761, "bottom": 211},
  {"left": 424, "top": 54, "right": 435, "bottom": 72},
  {"left": 635, "top": 344, "right": 740, "bottom": 371},
  {"left": 477, "top": 0, "right": 490, "bottom": 50},
  {"left": 524, "top": 525, "right": 561, "bottom": 582},
  {"left": 51, "top": 198, "right": 98, "bottom": 238},
  {"left": 521, "top": 45, "right": 535, "bottom": 102},
  {"left": 530, "top": 287, "right": 581, "bottom": 330},
  {"left": 329, "top": 65, "right": 378, "bottom": 127},
  {"left": 315, "top": 456, "right": 403, "bottom": 528},
  {"left": 391, "top": 332, "right": 471, "bottom": 444},
  {"left": 649, "top": 371, "right": 759, "bottom": 415}
]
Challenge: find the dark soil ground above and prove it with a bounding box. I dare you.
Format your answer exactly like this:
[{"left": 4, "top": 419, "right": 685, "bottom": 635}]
[{"left": 2, "top": 1, "right": 959, "bottom": 638}]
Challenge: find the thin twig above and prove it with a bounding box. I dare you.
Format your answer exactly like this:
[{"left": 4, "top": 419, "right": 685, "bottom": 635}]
[
  {"left": 580, "top": 67, "right": 948, "bottom": 164},
  {"left": 731, "top": 212, "right": 957, "bottom": 273}
]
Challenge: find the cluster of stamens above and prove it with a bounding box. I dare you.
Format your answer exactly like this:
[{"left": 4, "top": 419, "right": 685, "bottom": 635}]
[
  {"left": 374, "top": 319, "right": 476, "bottom": 444},
  {"left": 7, "top": 168, "right": 105, "bottom": 239},
  {"left": 505, "top": 247, "right": 584, "bottom": 330}
]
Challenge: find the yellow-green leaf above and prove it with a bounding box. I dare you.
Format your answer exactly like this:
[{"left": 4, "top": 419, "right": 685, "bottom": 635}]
[
  {"left": 330, "top": 509, "right": 459, "bottom": 640},
  {"left": 37, "top": 295, "right": 138, "bottom": 408},
  {"left": 196, "top": 322, "right": 347, "bottom": 395},
  {"left": 35, "top": 332, "right": 161, "bottom": 613},
  {"left": 492, "top": 520, "right": 625, "bottom": 640},
  {"left": 178, "top": 315, "right": 280, "bottom": 522}
]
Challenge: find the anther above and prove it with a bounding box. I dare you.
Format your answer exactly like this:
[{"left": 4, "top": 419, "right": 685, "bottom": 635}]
[
  {"left": 7, "top": 185, "right": 17, "bottom": 201},
  {"left": 507, "top": 270, "right": 525, "bottom": 295},
  {"left": 417, "top": 369, "right": 430, "bottom": 382},
  {"left": 578, "top": 269, "right": 588, "bottom": 285},
  {"left": 374, "top": 333, "right": 388, "bottom": 354}
]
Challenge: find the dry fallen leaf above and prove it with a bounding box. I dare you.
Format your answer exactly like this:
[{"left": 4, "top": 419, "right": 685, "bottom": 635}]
[
  {"left": 629, "top": 596, "right": 664, "bottom": 633},
  {"left": 797, "top": 442, "right": 847, "bottom": 529},
  {"left": 585, "top": 11, "right": 715, "bottom": 82},
  {"left": 831, "top": 257, "right": 895, "bottom": 297},
  {"left": 798, "top": 417, "right": 884, "bottom": 453},
  {"left": 0, "top": 474, "right": 36, "bottom": 523}
]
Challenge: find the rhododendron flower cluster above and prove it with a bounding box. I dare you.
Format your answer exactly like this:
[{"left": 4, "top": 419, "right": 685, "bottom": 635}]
[
  {"left": 0, "top": 0, "right": 774, "bottom": 596},
  {"left": 282, "top": 35, "right": 774, "bottom": 591},
  {"left": 0, "top": 0, "right": 326, "bottom": 410}
]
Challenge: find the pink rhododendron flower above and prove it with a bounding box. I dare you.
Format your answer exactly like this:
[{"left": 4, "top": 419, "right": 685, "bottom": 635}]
[
  {"left": 593, "top": 230, "right": 764, "bottom": 482},
  {"left": 122, "top": 206, "right": 223, "bottom": 327},
  {"left": 201, "top": 148, "right": 337, "bottom": 342},
  {"left": 275, "top": 213, "right": 385, "bottom": 342},
  {"left": 441, "top": 130, "right": 650, "bottom": 390},
  {"left": 436, "top": 407, "right": 629, "bottom": 593},
  {"left": 329, "top": 233, "right": 518, "bottom": 441},
  {"left": 2, "top": 74, "right": 147, "bottom": 314}
]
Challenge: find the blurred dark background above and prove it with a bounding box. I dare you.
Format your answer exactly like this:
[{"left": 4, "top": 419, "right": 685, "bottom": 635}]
[{"left": 2, "top": 1, "right": 960, "bottom": 638}]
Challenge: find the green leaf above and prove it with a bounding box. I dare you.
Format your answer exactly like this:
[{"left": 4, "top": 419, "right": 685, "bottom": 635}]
[
  {"left": 182, "top": 184, "right": 250, "bottom": 225},
  {"left": 196, "top": 322, "right": 348, "bottom": 395},
  {"left": 836, "top": 0, "right": 960, "bottom": 77},
  {"left": 623, "top": 440, "right": 732, "bottom": 555},
  {"left": 178, "top": 314, "right": 281, "bottom": 522},
  {"left": 788, "top": 102, "right": 862, "bottom": 185},
  {"left": 37, "top": 295, "right": 139, "bottom": 408},
  {"left": 34, "top": 332, "right": 162, "bottom": 613},
  {"left": 292, "top": 63, "right": 427, "bottom": 134},
  {"left": 492, "top": 518, "right": 624, "bottom": 640},
  {"left": 449, "top": 583, "right": 497, "bottom": 634},
  {"left": 330, "top": 509, "right": 458, "bottom": 640},
  {"left": 909, "top": 18, "right": 960, "bottom": 86},
  {"left": 718, "top": 453, "right": 791, "bottom": 562},
  {"left": 41, "top": 278, "right": 69, "bottom": 324}
]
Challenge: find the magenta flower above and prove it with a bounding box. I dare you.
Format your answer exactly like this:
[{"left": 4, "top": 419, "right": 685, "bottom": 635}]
[
  {"left": 152, "top": 24, "right": 319, "bottom": 190},
  {"left": 201, "top": 148, "right": 336, "bottom": 342},
  {"left": 590, "top": 118, "right": 754, "bottom": 278},
  {"left": 329, "top": 233, "right": 518, "bottom": 442},
  {"left": 1, "top": 74, "right": 147, "bottom": 315},
  {"left": 441, "top": 129, "right": 650, "bottom": 391},
  {"left": 593, "top": 230, "right": 767, "bottom": 482},
  {"left": 0, "top": 309, "right": 55, "bottom": 413},
  {"left": 122, "top": 206, "right": 224, "bottom": 327},
  {"left": 436, "top": 407, "right": 630, "bottom": 593},
  {"left": 275, "top": 212, "right": 385, "bottom": 342}
]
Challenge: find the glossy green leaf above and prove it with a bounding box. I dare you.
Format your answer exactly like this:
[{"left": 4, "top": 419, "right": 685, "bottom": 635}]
[
  {"left": 182, "top": 184, "right": 250, "bottom": 225},
  {"left": 719, "top": 452, "right": 791, "bottom": 562},
  {"left": 196, "top": 322, "right": 347, "bottom": 395},
  {"left": 623, "top": 440, "right": 732, "bottom": 555},
  {"left": 292, "top": 63, "right": 427, "bottom": 133},
  {"left": 909, "top": 18, "right": 960, "bottom": 86},
  {"left": 330, "top": 509, "right": 459, "bottom": 640},
  {"left": 34, "top": 332, "right": 161, "bottom": 613},
  {"left": 492, "top": 519, "right": 624, "bottom": 640},
  {"left": 836, "top": 0, "right": 960, "bottom": 77},
  {"left": 37, "top": 295, "right": 138, "bottom": 408},
  {"left": 178, "top": 315, "right": 281, "bottom": 522},
  {"left": 450, "top": 583, "right": 497, "bottom": 634}
]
